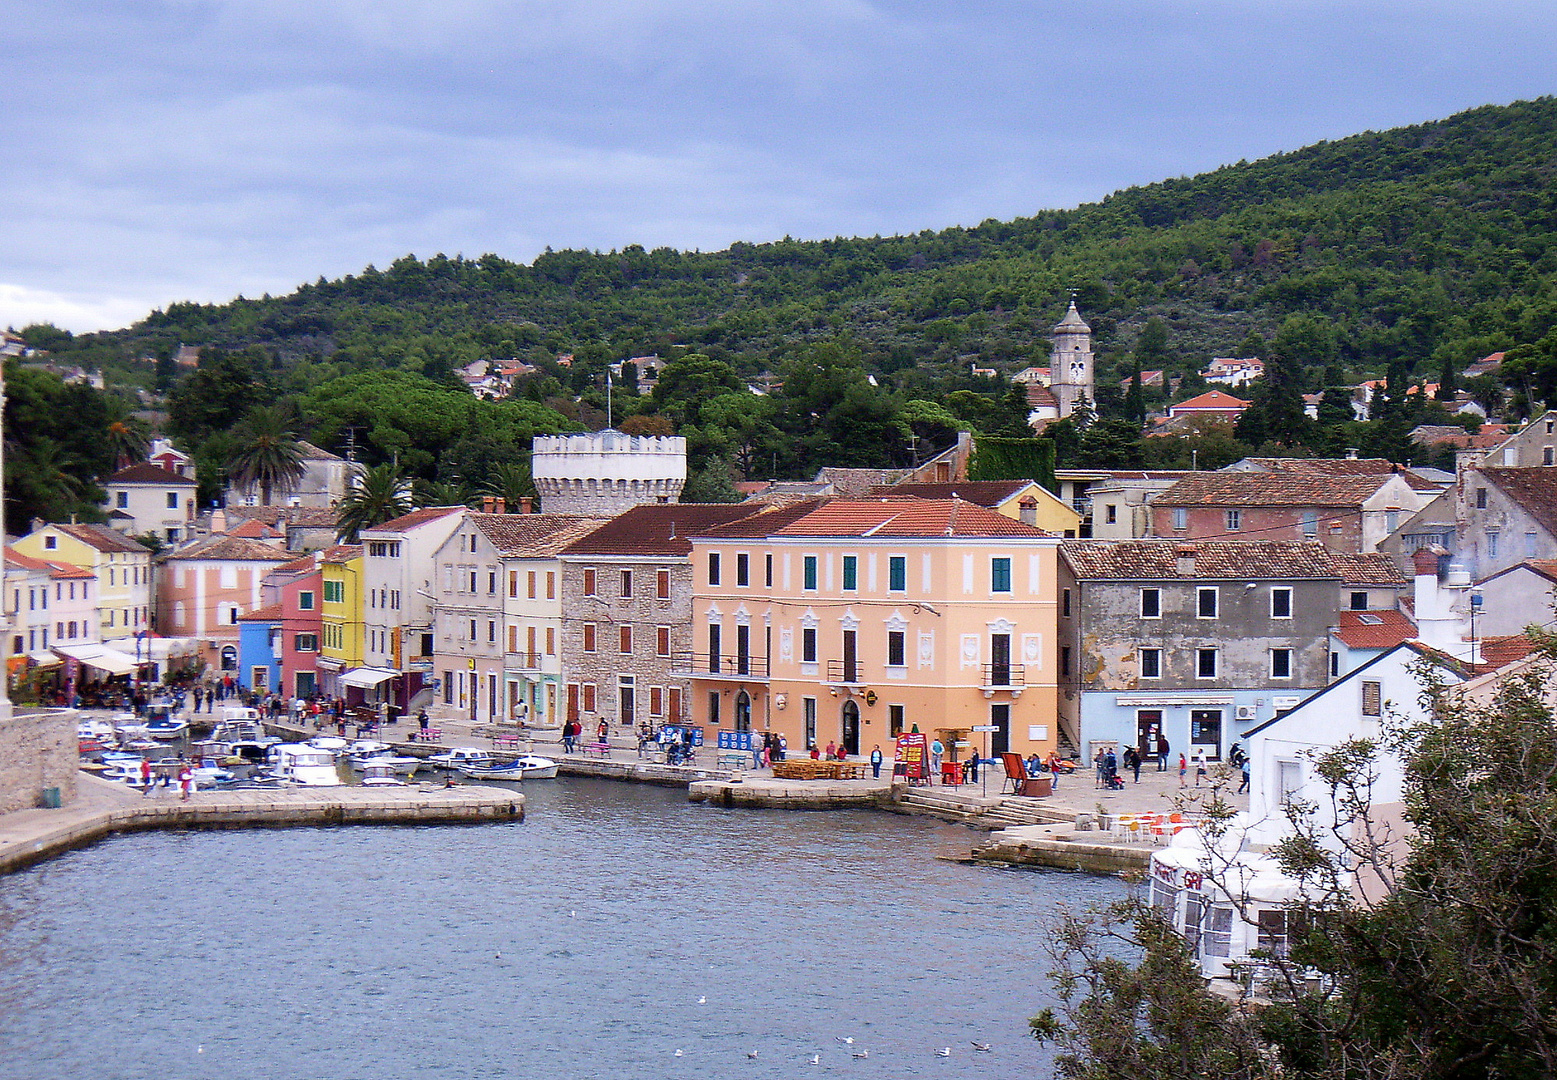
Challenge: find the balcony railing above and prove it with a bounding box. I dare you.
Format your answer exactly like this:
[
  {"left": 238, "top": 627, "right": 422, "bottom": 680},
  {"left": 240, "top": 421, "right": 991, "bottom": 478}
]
[
  {"left": 670, "top": 652, "right": 769, "bottom": 679},
  {"left": 505, "top": 651, "right": 547, "bottom": 671},
  {"left": 981, "top": 662, "right": 1026, "bottom": 688},
  {"left": 826, "top": 659, "right": 863, "bottom": 685}
]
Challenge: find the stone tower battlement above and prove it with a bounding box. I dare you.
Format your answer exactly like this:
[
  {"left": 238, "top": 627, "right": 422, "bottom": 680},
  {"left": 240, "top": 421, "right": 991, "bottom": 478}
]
[{"left": 531, "top": 431, "right": 687, "bottom": 515}]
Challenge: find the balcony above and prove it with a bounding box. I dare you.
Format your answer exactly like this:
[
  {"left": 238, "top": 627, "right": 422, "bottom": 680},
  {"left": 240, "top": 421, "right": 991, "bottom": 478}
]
[
  {"left": 670, "top": 652, "right": 769, "bottom": 681},
  {"left": 980, "top": 662, "right": 1027, "bottom": 698},
  {"left": 825, "top": 659, "right": 864, "bottom": 686},
  {"left": 505, "top": 651, "right": 548, "bottom": 672}
]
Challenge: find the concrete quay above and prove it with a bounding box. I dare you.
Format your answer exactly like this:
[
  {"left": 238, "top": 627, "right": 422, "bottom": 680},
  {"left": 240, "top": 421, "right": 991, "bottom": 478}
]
[{"left": 0, "top": 774, "right": 523, "bottom": 876}]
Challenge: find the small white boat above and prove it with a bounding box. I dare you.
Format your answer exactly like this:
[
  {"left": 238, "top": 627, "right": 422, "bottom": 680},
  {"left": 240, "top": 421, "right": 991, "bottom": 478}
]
[
  {"left": 145, "top": 716, "right": 190, "bottom": 740},
  {"left": 359, "top": 762, "right": 406, "bottom": 787},
  {"left": 305, "top": 735, "right": 350, "bottom": 754},
  {"left": 427, "top": 747, "right": 494, "bottom": 771},
  {"left": 349, "top": 752, "right": 420, "bottom": 776},
  {"left": 345, "top": 739, "right": 391, "bottom": 757},
  {"left": 457, "top": 755, "right": 558, "bottom": 781},
  {"left": 79, "top": 718, "right": 118, "bottom": 743},
  {"left": 263, "top": 744, "right": 343, "bottom": 787}
]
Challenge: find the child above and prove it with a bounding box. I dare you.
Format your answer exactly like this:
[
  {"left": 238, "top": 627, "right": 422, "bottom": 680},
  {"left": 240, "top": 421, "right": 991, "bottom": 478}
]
[{"left": 1178, "top": 752, "right": 1188, "bottom": 788}]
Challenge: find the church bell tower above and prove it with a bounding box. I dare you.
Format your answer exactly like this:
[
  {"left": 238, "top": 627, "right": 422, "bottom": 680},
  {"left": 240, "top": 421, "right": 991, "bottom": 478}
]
[{"left": 1048, "top": 299, "right": 1094, "bottom": 419}]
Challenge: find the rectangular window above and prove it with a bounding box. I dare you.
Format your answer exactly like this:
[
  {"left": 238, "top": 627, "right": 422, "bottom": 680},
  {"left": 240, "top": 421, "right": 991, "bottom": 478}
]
[
  {"left": 1271, "top": 648, "right": 1292, "bottom": 678},
  {"left": 294, "top": 634, "right": 318, "bottom": 652},
  {"left": 618, "top": 676, "right": 635, "bottom": 725},
  {"left": 488, "top": 571, "right": 498, "bottom": 595},
  {"left": 708, "top": 624, "right": 721, "bottom": 673},
  {"left": 1062, "top": 588, "right": 1071, "bottom": 617},
  {"left": 1197, "top": 587, "right": 1218, "bottom": 618},
  {"left": 656, "top": 626, "right": 671, "bottom": 657},
  {"left": 887, "top": 630, "right": 906, "bottom": 667},
  {"left": 708, "top": 690, "right": 720, "bottom": 726},
  {"left": 167, "top": 492, "right": 179, "bottom": 509},
  {"left": 1330, "top": 651, "right": 1340, "bottom": 677},
  {"left": 803, "top": 697, "right": 817, "bottom": 749},
  {"left": 842, "top": 555, "right": 858, "bottom": 591},
  {"left": 1488, "top": 530, "right": 1500, "bottom": 558},
  {"left": 1225, "top": 509, "right": 1241, "bottom": 531},
  {"left": 1362, "top": 680, "right": 1382, "bottom": 717},
  {"left": 1196, "top": 648, "right": 1218, "bottom": 678},
  {"left": 1529, "top": 532, "right": 1540, "bottom": 557},
  {"left": 708, "top": 553, "right": 721, "bottom": 586},
  {"left": 546, "top": 627, "right": 555, "bottom": 655},
  {"left": 620, "top": 569, "right": 633, "bottom": 598},
  {"left": 547, "top": 572, "right": 556, "bottom": 599},
  {"left": 619, "top": 625, "right": 632, "bottom": 654},
  {"left": 116, "top": 491, "right": 128, "bottom": 508},
  {"left": 803, "top": 555, "right": 818, "bottom": 591},
  {"left": 888, "top": 555, "right": 906, "bottom": 591},
  {"left": 1202, "top": 907, "right": 1233, "bottom": 957},
  {"left": 889, "top": 704, "right": 905, "bottom": 737},
  {"left": 528, "top": 571, "right": 537, "bottom": 599},
  {"left": 509, "top": 625, "right": 518, "bottom": 653},
  {"left": 1302, "top": 509, "right": 1318, "bottom": 538},
  {"left": 509, "top": 571, "right": 518, "bottom": 598},
  {"left": 736, "top": 553, "right": 749, "bottom": 587},
  {"left": 1476, "top": 488, "right": 1488, "bottom": 509},
  {"left": 1140, "top": 588, "right": 1161, "bottom": 618},
  {"left": 469, "top": 571, "right": 478, "bottom": 593},
  {"left": 582, "top": 623, "right": 596, "bottom": 653},
  {"left": 801, "top": 626, "right": 817, "bottom": 664},
  {"left": 649, "top": 686, "right": 664, "bottom": 717},
  {"left": 1546, "top": 447, "right": 1555, "bottom": 466},
  {"left": 990, "top": 557, "right": 1012, "bottom": 593},
  {"left": 583, "top": 568, "right": 597, "bottom": 596},
  {"left": 582, "top": 683, "right": 596, "bottom": 713},
  {"left": 298, "top": 591, "right": 314, "bottom": 611},
  {"left": 1140, "top": 648, "right": 1161, "bottom": 679},
  {"left": 1271, "top": 587, "right": 1292, "bottom": 619},
  {"left": 324, "top": 580, "right": 343, "bottom": 604},
  {"left": 1061, "top": 645, "right": 1071, "bottom": 677},
  {"left": 1350, "top": 591, "right": 1368, "bottom": 611},
  {"left": 765, "top": 554, "right": 773, "bottom": 588},
  {"left": 1278, "top": 760, "right": 1304, "bottom": 805},
  {"left": 1172, "top": 507, "right": 1187, "bottom": 530},
  {"left": 488, "top": 620, "right": 496, "bottom": 643},
  {"left": 656, "top": 569, "right": 670, "bottom": 599}
]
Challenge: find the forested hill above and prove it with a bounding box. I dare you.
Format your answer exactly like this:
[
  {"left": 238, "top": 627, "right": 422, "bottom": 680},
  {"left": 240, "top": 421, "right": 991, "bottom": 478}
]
[{"left": 32, "top": 96, "right": 1557, "bottom": 388}]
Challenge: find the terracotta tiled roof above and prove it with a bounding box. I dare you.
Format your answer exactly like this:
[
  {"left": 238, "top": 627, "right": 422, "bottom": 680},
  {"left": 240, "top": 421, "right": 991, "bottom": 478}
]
[
  {"left": 1480, "top": 559, "right": 1557, "bottom": 588},
  {"left": 1170, "top": 390, "right": 1251, "bottom": 412},
  {"left": 224, "top": 505, "right": 339, "bottom": 528},
  {"left": 51, "top": 522, "right": 149, "bottom": 554},
  {"left": 1481, "top": 469, "right": 1557, "bottom": 539},
  {"left": 470, "top": 514, "right": 611, "bottom": 557},
  {"left": 5, "top": 547, "right": 54, "bottom": 572},
  {"left": 1153, "top": 471, "right": 1397, "bottom": 508},
  {"left": 871, "top": 480, "right": 1033, "bottom": 507},
  {"left": 228, "top": 519, "right": 283, "bottom": 540},
  {"left": 1241, "top": 457, "right": 1440, "bottom": 492},
  {"left": 272, "top": 554, "right": 319, "bottom": 573},
  {"left": 42, "top": 559, "right": 95, "bottom": 580},
  {"left": 295, "top": 440, "right": 344, "bottom": 461},
  {"left": 773, "top": 499, "right": 1053, "bottom": 539},
  {"left": 238, "top": 603, "right": 284, "bottom": 622},
  {"left": 696, "top": 500, "right": 829, "bottom": 538},
  {"left": 162, "top": 535, "right": 294, "bottom": 562},
  {"left": 106, "top": 462, "right": 197, "bottom": 485},
  {"left": 1327, "top": 552, "right": 1410, "bottom": 586},
  {"left": 1062, "top": 540, "right": 1342, "bottom": 580},
  {"left": 319, "top": 544, "right": 364, "bottom": 562},
  {"left": 1479, "top": 634, "right": 1541, "bottom": 670},
  {"left": 1334, "top": 610, "right": 1418, "bottom": 649},
  {"left": 364, "top": 506, "right": 464, "bottom": 535},
  {"left": 560, "top": 504, "right": 765, "bottom": 557}
]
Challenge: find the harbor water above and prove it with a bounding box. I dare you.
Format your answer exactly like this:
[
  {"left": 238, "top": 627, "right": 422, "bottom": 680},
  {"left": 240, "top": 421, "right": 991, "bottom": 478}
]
[{"left": 0, "top": 778, "right": 1126, "bottom": 1079}]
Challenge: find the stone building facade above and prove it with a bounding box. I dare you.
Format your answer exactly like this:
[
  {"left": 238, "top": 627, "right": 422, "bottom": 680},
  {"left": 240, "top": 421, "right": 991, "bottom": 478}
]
[
  {"left": 531, "top": 431, "right": 686, "bottom": 516},
  {"left": 0, "top": 707, "right": 77, "bottom": 813},
  {"left": 556, "top": 504, "right": 761, "bottom": 736}
]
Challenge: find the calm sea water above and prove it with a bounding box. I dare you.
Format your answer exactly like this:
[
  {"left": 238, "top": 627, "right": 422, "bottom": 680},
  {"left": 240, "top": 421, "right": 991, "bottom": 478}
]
[{"left": 0, "top": 779, "right": 1125, "bottom": 1080}]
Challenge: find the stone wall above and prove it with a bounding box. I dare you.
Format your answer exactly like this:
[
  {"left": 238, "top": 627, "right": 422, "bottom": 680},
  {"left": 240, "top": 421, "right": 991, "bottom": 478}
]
[{"left": 0, "top": 708, "right": 78, "bottom": 813}]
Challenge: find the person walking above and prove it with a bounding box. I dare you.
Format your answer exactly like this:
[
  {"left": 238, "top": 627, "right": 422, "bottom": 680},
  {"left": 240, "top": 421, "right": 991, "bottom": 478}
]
[
  {"left": 1178, "top": 752, "right": 1188, "bottom": 788},
  {"left": 179, "top": 762, "right": 194, "bottom": 802},
  {"left": 1193, "top": 746, "right": 1208, "bottom": 787},
  {"left": 140, "top": 757, "right": 152, "bottom": 796},
  {"left": 1238, "top": 757, "right": 1250, "bottom": 794},
  {"left": 1157, "top": 734, "right": 1170, "bottom": 771},
  {"left": 597, "top": 719, "right": 609, "bottom": 745},
  {"left": 1124, "top": 746, "right": 1141, "bottom": 783},
  {"left": 930, "top": 738, "right": 945, "bottom": 776},
  {"left": 964, "top": 752, "right": 980, "bottom": 784},
  {"left": 1094, "top": 747, "right": 1106, "bottom": 788},
  {"left": 561, "top": 720, "right": 576, "bottom": 754},
  {"left": 869, "top": 744, "right": 884, "bottom": 779}
]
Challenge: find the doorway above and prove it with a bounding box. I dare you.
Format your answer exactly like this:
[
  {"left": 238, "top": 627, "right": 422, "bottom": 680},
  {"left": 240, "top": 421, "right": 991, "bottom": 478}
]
[
  {"left": 990, "top": 703, "right": 1010, "bottom": 756},
  {"left": 734, "top": 690, "right": 751, "bottom": 732},
  {"left": 1190, "top": 709, "right": 1223, "bottom": 759},
  {"left": 1136, "top": 710, "right": 1163, "bottom": 758},
  {"left": 841, "top": 699, "right": 860, "bottom": 756}
]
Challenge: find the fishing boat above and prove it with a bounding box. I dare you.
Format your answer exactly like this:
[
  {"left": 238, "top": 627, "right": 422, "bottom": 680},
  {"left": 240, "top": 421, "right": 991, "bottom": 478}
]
[
  {"left": 457, "top": 755, "right": 558, "bottom": 781},
  {"left": 427, "top": 746, "right": 495, "bottom": 771}
]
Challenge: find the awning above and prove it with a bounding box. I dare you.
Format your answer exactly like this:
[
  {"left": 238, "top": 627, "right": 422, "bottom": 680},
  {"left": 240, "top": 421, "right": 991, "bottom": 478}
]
[
  {"left": 53, "top": 644, "right": 140, "bottom": 676},
  {"left": 103, "top": 636, "right": 198, "bottom": 662},
  {"left": 340, "top": 666, "right": 400, "bottom": 689},
  {"left": 29, "top": 651, "right": 61, "bottom": 667}
]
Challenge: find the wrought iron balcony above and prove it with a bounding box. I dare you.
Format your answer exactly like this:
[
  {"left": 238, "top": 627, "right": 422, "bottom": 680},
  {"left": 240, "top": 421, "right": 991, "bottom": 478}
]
[{"left": 669, "top": 652, "right": 769, "bottom": 680}]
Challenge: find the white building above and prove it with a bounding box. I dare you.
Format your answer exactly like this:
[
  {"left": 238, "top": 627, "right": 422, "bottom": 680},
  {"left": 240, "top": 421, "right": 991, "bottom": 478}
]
[
  {"left": 102, "top": 462, "right": 198, "bottom": 543},
  {"left": 531, "top": 431, "right": 686, "bottom": 515}
]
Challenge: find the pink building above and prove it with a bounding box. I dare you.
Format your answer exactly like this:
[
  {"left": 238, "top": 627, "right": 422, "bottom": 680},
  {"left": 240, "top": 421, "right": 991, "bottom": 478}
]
[
  {"left": 261, "top": 555, "right": 325, "bottom": 699},
  {"left": 156, "top": 534, "right": 292, "bottom": 677}
]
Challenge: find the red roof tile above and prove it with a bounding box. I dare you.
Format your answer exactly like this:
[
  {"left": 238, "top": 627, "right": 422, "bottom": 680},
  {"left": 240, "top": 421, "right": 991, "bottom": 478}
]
[
  {"left": 228, "top": 519, "right": 283, "bottom": 539},
  {"left": 560, "top": 504, "right": 765, "bottom": 557},
  {"left": 773, "top": 499, "right": 1053, "bottom": 539},
  {"left": 1153, "top": 471, "right": 1400, "bottom": 508},
  {"left": 1326, "top": 552, "right": 1410, "bottom": 586},
  {"left": 238, "top": 603, "right": 284, "bottom": 622},
  {"left": 1170, "top": 390, "right": 1251, "bottom": 412},
  {"left": 1062, "top": 539, "right": 1342, "bottom": 580},
  {"left": 1334, "top": 610, "right": 1418, "bottom": 649},
  {"left": 319, "top": 544, "right": 364, "bottom": 562},
  {"left": 470, "top": 514, "right": 611, "bottom": 557},
  {"left": 49, "top": 522, "right": 149, "bottom": 554},
  {"left": 365, "top": 506, "right": 465, "bottom": 535},
  {"left": 870, "top": 480, "right": 1035, "bottom": 507},
  {"left": 161, "top": 535, "right": 294, "bottom": 562},
  {"left": 106, "top": 462, "right": 197, "bottom": 485}
]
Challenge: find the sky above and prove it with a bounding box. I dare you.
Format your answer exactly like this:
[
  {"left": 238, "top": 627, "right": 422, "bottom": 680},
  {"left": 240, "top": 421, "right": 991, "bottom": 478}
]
[{"left": 3, "top": 1, "right": 1555, "bottom": 334}]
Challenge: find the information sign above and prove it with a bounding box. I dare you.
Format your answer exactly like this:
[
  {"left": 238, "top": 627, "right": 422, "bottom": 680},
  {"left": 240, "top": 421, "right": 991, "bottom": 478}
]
[{"left": 894, "top": 732, "right": 929, "bottom": 779}]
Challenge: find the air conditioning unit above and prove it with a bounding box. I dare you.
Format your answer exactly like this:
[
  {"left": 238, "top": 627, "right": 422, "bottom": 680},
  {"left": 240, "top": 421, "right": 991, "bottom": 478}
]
[{"left": 1235, "top": 704, "right": 1258, "bottom": 721}]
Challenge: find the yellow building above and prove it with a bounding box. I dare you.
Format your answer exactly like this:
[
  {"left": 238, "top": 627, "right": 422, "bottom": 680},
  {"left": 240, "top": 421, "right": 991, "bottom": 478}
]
[
  {"left": 13, "top": 522, "right": 151, "bottom": 640},
  {"left": 883, "top": 479, "right": 1081, "bottom": 537},
  {"left": 683, "top": 498, "right": 1061, "bottom": 766},
  {"left": 316, "top": 543, "right": 365, "bottom": 699}
]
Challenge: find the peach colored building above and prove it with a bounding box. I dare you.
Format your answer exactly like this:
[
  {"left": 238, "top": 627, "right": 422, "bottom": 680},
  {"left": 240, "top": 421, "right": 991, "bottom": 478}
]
[
  {"left": 156, "top": 534, "right": 293, "bottom": 675},
  {"left": 683, "top": 498, "right": 1062, "bottom": 763}
]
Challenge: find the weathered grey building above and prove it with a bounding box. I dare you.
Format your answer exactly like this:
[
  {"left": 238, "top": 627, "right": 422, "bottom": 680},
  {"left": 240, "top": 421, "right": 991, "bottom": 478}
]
[{"left": 1058, "top": 540, "right": 1350, "bottom": 763}]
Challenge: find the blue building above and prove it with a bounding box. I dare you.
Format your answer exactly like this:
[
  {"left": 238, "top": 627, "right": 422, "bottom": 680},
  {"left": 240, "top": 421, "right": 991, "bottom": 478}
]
[{"left": 237, "top": 604, "right": 282, "bottom": 694}]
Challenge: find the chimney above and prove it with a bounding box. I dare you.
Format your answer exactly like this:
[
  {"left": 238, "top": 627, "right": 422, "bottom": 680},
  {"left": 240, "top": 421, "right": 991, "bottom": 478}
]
[
  {"left": 519, "top": 496, "right": 533, "bottom": 514},
  {"left": 1018, "top": 495, "right": 1038, "bottom": 526},
  {"left": 1175, "top": 543, "right": 1197, "bottom": 576},
  {"left": 479, "top": 496, "right": 505, "bottom": 514},
  {"left": 1345, "top": 447, "right": 1359, "bottom": 460}
]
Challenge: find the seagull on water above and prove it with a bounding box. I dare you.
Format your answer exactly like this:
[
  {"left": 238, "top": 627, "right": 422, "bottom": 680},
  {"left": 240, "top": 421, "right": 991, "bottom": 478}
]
[
  {"left": 807, "top": 1054, "right": 820, "bottom": 1065},
  {"left": 697, "top": 995, "right": 706, "bottom": 1004},
  {"left": 971, "top": 1041, "right": 992, "bottom": 1053},
  {"left": 674, "top": 1049, "right": 683, "bottom": 1058},
  {"left": 852, "top": 1049, "right": 869, "bottom": 1059},
  {"left": 747, "top": 1049, "right": 759, "bottom": 1059},
  {"left": 494, "top": 951, "right": 501, "bottom": 960},
  {"left": 936, "top": 1047, "right": 951, "bottom": 1057},
  {"left": 836, "top": 1036, "right": 854, "bottom": 1045}
]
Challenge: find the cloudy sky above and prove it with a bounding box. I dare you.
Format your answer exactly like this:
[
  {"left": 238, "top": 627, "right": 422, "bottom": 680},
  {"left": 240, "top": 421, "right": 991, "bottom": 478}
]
[{"left": 3, "top": 1, "right": 1555, "bottom": 333}]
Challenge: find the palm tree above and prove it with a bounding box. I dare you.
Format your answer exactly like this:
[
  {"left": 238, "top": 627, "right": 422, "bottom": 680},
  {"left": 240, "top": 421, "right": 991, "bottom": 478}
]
[
  {"left": 414, "top": 478, "right": 474, "bottom": 509},
  {"left": 335, "top": 463, "right": 413, "bottom": 542},
  {"left": 484, "top": 460, "right": 536, "bottom": 511},
  {"left": 105, "top": 406, "right": 151, "bottom": 469},
  {"left": 227, "top": 406, "right": 306, "bottom": 505}
]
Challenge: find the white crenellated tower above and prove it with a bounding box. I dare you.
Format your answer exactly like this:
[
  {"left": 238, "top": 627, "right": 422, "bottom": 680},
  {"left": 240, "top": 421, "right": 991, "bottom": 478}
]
[
  {"left": 1048, "top": 299, "right": 1094, "bottom": 419},
  {"left": 531, "top": 431, "right": 687, "bottom": 515}
]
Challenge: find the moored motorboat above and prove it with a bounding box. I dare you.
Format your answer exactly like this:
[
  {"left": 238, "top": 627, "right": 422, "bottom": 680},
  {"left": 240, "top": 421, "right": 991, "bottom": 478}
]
[
  {"left": 263, "top": 744, "right": 344, "bottom": 787},
  {"left": 359, "top": 762, "right": 406, "bottom": 787},
  {"left": 305, "top": 735, "right": 350, "bottom": 755},
  {"left": 456, "top": 754, "right": 558, "bottom": 781},
  {"left": 145, "top": 716, "right": 190, "bottom": 740},
  {"left": 427, "top": 747, "right": 495, "bottom": 771}
]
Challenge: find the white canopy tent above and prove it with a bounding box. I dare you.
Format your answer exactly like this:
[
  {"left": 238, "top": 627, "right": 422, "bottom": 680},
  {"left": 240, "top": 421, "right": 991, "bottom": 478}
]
[
  {"left": 53, "top": 643, "right": 140, "bottom": 676},
  {"left": 340, "top": 667, "right": 400, "bottom": 689}
]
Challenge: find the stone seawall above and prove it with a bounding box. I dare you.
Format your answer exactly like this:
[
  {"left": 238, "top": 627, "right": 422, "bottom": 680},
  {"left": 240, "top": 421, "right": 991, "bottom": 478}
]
[
  {"left": 0, "top": 779, "right": 523, "bottom": 876},
  {"left": 0, "top": 708, "right": 78, "bottom": 814}
]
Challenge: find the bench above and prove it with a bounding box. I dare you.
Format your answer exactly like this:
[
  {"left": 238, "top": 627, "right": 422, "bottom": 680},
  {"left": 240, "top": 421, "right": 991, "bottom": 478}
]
[
  {"left": 717, "top": 751, "right": 749, "bottom": 771},
  {"left": 579, "top": 742, "right": 612, "bottom": 758},
  {"left": 491, "top": 735, "right": 521, "bottom": 751},
  {"left": 409, "top": 728, "right": 443, "bottom": 743}
]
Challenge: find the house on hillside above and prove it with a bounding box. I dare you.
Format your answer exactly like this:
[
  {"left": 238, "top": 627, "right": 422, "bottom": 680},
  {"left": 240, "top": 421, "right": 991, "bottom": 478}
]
[
  {"left": 1456, "top": 467, "right": 1557, "bottom": 579},
  {"left": 101, "top": 463, "right": 198, "bottom": 544},
  {"left": 1203, "top": 357, "right": 1263, "bottom": 388}
]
